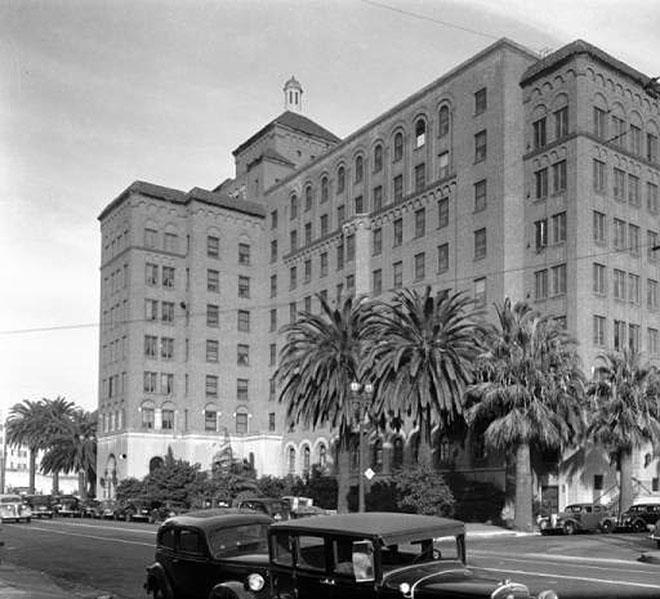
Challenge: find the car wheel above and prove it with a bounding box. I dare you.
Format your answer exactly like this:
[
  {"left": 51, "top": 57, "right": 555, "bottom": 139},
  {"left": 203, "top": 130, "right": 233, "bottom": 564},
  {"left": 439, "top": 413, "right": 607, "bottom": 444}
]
[
  {"left": 633, "top": 519, "right": 646, "bottom": 533},
  {"left": 150, "top": 578, "right": 174, "bottom": 599},
  {"left": 657, "top": 540, "right": 660, "bottom": 550},
  {"left": 563, "top": 521, "right": 576, "bottom": 535},
  {"left": 601, "top": 519, "right": 614, "bottom": 533}
]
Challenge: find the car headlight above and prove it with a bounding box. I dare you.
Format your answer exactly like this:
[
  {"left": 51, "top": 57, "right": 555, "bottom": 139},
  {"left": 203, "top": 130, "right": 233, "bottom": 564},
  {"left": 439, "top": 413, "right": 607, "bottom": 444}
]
[
  {"left": 399, "top": 582, "right": 411, "bottom": 596},
  {"left": 538, "top": 591, "right": 559, "bottom": 599},
  {"left": 247, "top": 573, "right": 265, "bottom": 592}
]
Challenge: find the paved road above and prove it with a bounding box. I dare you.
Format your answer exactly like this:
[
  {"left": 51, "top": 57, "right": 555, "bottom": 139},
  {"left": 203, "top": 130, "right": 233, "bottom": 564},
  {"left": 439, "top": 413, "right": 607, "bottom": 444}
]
[{"left": 0, "top": 518, "right": 658, "bottom": 598}]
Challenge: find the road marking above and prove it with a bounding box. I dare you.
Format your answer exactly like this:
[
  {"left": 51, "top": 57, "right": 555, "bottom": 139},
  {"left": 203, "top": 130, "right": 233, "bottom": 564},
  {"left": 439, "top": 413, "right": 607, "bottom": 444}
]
[
  {"left": 25, "top": 525, "right": 153, "bottom": 547},
  {"left": 478, "top": 566, "right": 660, "bottom": 590},
  {"left": 471, "top": 551, "right": 659, "bottom": 572}
]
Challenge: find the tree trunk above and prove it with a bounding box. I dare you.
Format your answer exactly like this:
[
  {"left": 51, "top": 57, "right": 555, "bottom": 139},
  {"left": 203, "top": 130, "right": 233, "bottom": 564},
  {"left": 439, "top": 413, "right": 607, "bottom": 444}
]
[
  {"left": 514, "top": 442, "right": 534, "bottom": 532},
  {"left": 78, "top": 471, "right": 87, "bottom": 499},
  {"left": 52, "top": 471, "right": 60, "bottom": 495},
  {"left": 417, "top": 434, "right": 433, "bottom": 468},
  {"left": 28, "top": 448, "right": 37, "bottom": 494},
  {"left": 336, "top": 445, "right": 350, "bottom": 513},
  {"left": 619, "top": 449, "right": 634, "bottom": 514}
]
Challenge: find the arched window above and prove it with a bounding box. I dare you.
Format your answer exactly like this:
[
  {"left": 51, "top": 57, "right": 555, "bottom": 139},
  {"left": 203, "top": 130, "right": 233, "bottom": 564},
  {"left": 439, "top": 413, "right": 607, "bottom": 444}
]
[
  {"left": 373, "top": 144, "right": 383, "bottom": 173},
  {"left": 149, "top": 456, "right": 164, "bottom": 473},
  {"left": 372, "top": 439, "right": 383, "bottom": 472},
  {"left": 290, "top": 194, "right": 298, "bottom": 220},
  {"left": 303, "top": 445, "right": 311, "bottom": 474},
  {"left": 392, "top": 437, "right": 404, "bottom": 469},
  {"left": 355, "top": 156, "right": 364, "bottom": 183},
  {"left": 321, "top": 176, "right": 329, "bottom": 203},
  {"left": 415, "top": 118, "right": 426, "bottom": 148},
  {"left": 318, "top": 443, "right": 327, "bottom": 467},
  {"left": 393, "top": 132, "right": 403, "bottom": 162},
  {"left": 305, "top": 185, "right": 313, "bottom": 211},
  {"left": 287, "top": 446, "right": 296, "bottom": 474},
  {"left": 438, "top": 106, "right": 450, "bottom": 138},
  {"left": 337, "top": 166, "right": 345, "bottom": 194}
]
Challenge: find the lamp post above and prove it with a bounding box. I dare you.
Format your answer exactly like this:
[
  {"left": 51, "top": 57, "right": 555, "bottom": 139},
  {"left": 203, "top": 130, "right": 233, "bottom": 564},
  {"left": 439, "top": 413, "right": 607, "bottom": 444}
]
[{"left": 350, "top": 381, "right": 373, "bottom": 513}]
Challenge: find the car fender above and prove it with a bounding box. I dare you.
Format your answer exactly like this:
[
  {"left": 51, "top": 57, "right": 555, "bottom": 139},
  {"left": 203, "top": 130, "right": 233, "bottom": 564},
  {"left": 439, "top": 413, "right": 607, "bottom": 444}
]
[
  {"left": 209, "top": 580, "right": 256, "bottom": 599},
  {"left": 563, "top": 518, "right": 580, "bottom": 529},
  {"left": 145, "top": 562, "right": 174, "bottom": 598}
]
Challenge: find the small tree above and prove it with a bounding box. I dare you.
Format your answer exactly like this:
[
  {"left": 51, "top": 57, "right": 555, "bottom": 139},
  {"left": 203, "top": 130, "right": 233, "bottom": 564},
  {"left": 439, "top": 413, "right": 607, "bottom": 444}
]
[
  {"left": 115, "top": 477, "right": 146, "bottom": 503},
  {"left": 394, "top": 464, "right": 455, "bottom": 517}
]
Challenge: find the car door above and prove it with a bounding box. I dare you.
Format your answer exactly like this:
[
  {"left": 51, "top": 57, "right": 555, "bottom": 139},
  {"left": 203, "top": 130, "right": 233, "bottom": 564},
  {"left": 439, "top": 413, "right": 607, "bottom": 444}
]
[
  {"left": 329, "top": 536, "right": 378, "bottom": 599},
  {"left": 293, "top": 533, "right": 334, "bottom": 599},
  {"left": 170, "top": 527, "right": 213, "bottom": 599}
]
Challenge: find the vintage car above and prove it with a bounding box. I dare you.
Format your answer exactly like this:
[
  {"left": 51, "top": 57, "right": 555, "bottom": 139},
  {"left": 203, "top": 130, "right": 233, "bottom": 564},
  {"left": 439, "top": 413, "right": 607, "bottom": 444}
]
[
  {"left": 650, "top": 518, "right": 660, "bottom": 548},
  {"left": 144, "top": 509, "right": 272, "bottom": 599},
  {"left": 234, "top": 497, "right": 292, "bottom": 521},
  {"left": 113, "top": 499, "right": 151, "bottom": 522},
  {"left": 618, "top": 501, "right": 660, "bottom": 532},
  {"left": 537, "top": 503, "right": 612, "bottom": 535},
  {"left": 25, "top": 494, "right": 55, "bottom": 519},
  {"left": 212, "top": 512, "right": 558, "bottom": 599},
  {"left": 0, "top": 494, "right": 32, "bottom": 523},
  {"left": 54, "top": 495, "right": 83, "bottom": 517}
]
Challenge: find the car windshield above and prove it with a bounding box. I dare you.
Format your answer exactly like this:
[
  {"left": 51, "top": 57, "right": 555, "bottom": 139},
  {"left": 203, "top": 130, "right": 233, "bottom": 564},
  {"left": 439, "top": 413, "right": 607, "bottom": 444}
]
[
  {"left": 380, "top": 536, "right": 460, "bottom": 572},
  {"left": 207, "top": 523, "right": 270, "bottom": 559}
]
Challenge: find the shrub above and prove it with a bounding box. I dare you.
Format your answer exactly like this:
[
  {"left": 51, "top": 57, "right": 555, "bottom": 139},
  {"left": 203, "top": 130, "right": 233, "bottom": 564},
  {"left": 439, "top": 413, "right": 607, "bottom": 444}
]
[{"left": 393, "top": 465, "right": 455, "bottom": 517}]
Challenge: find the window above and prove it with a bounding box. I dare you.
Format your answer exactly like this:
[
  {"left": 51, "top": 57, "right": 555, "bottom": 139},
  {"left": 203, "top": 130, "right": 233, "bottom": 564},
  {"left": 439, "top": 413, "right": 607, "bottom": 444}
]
[
  {"left": 355, "top": 156, "right": 364, "bottom": 183},
  {"left": 614, "top": 218, "right": 626, "bottom": 251},
  {"left": 161, "top": 337, "right": 174, "bottom": 360},
  {"left": 337, "top": 204, "right": 345, "bottom": 224},
  {"left": 206, "top": 340, "right": 219, "bottom": 362},
  {"left": 648, "top": 231, "right": 659, "bottom": 260},
  {"left": 613, "top": 269, "right": 626, "bottom": 300},
  {"left": 161, "top": 373, "right": 174, "bottom": 395},
  {"left": 144, "top": 371, "right": 158, "bottom": 393},
  {"left": 414, "top": 252, "right": 425, "bottom": 281},
  {"left": 164, "top": 232, "right": 178, "bottom": 253},
  {"left": 346, "top": 274, "right": 355, "bottom": 292},
  {"left": 373, "top": 185, "right": 383, "bottom": 212},
  {"left": 628, "top": 224, "right": 640, "bottom": 254},
  {"left": 438, "top": 197, "right": 449, "bottom": 228},
  {"left": 236, "top": 412, "right": 248, "bottom": 434},
  {"left": 205, "top": 409, "right": 217, "bottom": 432},
  {"left": 270, "top": 274, "right": 277, "bottom": 298},
  {"left": 372, "top": 269, "right": 382, "bottom": 295},
  {"left": 207, "top": 235, "right": 219, "bottom": 257},
  {"left": 304, "top": 259, "right": 312, "bottom": 284},
  {"left": 474, "top": 179, "right": 487, "bottom": 212},
  {"left": 207, "top": 304, "right": 219, "bottom": 327},
  {"left": 238, "top": 310, "right": 250, "bottom": 332},
  {"left": 303, "top": 222, "right": 312, "bottom": 246},
  {"left": 393, "top": 174, "right": 403, "bottom": 203},
  {"left": 237, "top": 379, "right": 249, "bottom": 401},
  {"left": 393, "top": 261, "right": 403, "bottom": 289},
  {"left": 648, "top": 328, "right": 659, "bottom": 354},
  {"left": 337, "top": 166, "right": 345, "bottom": 193},
  {"left": 393, "top": 218, "right": 403, "bottom": 246},
  {"left": 593, "top": 107, "right": 607, "bottom": 138},
  {"left": 552, "top": 160, "right": 567, "bottom": 193},
  {"left": 414, "top": 208, "right": 426, "bottom": 238},
  {"left": 593, "top": 211, "right": 606, "bottom": 244},
  {"left": 237, "top": 344, "right": 250, "bottom": 366},
  {"left": 270, "top": 240, "right": 278, "bottom": 263},
  {"left": 554, "top": 106, "right": 568, "bottom": 138},
  {"left": 648, "top": 183, "right": 659, "bottom": 214},
  {"left": 290, "top": 230, "right": 298, "bottom": 252},
  {"left": 534, "top": 269, "right": 548, "bottom": 300},
  {"left": 474, "top": 130, "right": 487, "bottom": 162},
  {"left": 141, "top": 406, "right": 155, "bottom": 429},
  {"left": 414, "top": 118, "right": 427, "bottom": 148},
  {"left": 613, "top": 168, "right": 626, "bottom": 201},
  {"left": 354, "top": 195, "right": 364, "bottom": 214},
  {"left": 437, "top": 243, "right": 449, "bottom": 272},
  {"left": 336, "top": 242, "right": 344, "bottom": 270},
  {"left": 319, "top": 214, "right": 329, "bottom": 237},
  {"left": 161, "top": 301, "right": 174, "bottom": 323},
  {"left": 593, "top": 263, "right": 606, "bottom": 294},
  {"left": 534, "top": 168, "right": 548, "bottom": 199},
  {"left": 393, "top": 132, "right": 403, "bottom": 162},
  {"left": 146, "top": 263, "right": 158, "bottom": 286},
  {"left": 321, "top": 176, "right": 329, "bottom": 203},
  {"left": 290, "top": 194, "right": 298, "bottom": 219},
  {"left": 161, "top": 409, "right": 174, "bottom": 430},
  {"left": 371, "top": 228, "right": 383, "bottom": 257},
  {"left": 238, "top": 275, "right": 250, "bottom": 298},
  {"left": 162, "top": 266, "right": 174, "bottom": 288},
  {"left": 474, "top": 228, "right": 487, "bottom": 260},
  {"left": 305, "top": 185, "right": 313, "bottom": 211},
  {"left": 346, "top": 233, "right": 355, "bottom": 262},
  {"left": 614, "top": 319, "right": 626, "bottom": 351},
  {"left": 629, "top": 323, "right": 640, "bottom": 352},
  {"left": 552, "top": 212, "right": 566, "bottom": 244},
  {"left": 593, "top": 315, "right": 606, "bottom": 346},
  {"left": 289, "top": 302, "right": 297, "bottom": 323},
  {"left": 373, "top": 144, "right": 383, "bottom": 173},
  {"left": 551, "top": 263, "right": 566, "bottom": 295},
  {"left": 611, "top": 115, "right": 627, "bottom": 148},
  {"left": 414, "top": 163, "right": 426, "bottom": 192},
  {"left": 145, "top": 299, "right": 158, "bottom": 321},
  {"left": 630, "top": 125, "right": 642, "bottom": 156},
  {"left": 304, "top": 295, "right": 311, "bottom": 313},
  {"left": 628, "top": 175, "right": 640, "bottom": 206},
  {"left": 320, "top": 252, "right": 328, "bottom": 277},
  {"left": 144, "top": 335, "right": 158, "bottom": 358},
  {"left": 271, "top": 210, "right": 278, "bottom": 229},
  {"left": 474, "top": 277, "right": 486, "bottom": 307},
  {"left": 144, "top": 228, "right": 158, "bottom": 248},
  {"left": 438, "top": 105, "right": 450, "bottom": 137},
  {"left": 648, "top": 133, "right": 658, "bottom": 163},
  {"left": 533, "top": 117, "right": 547, "bottom": 149},
  {"left": 628, "top": 273, "right": 640, "bottom": 304},
  {"left": 474, "top": 88, "right": 487, "bottom": 114},
  {"left": 438, "top": 151, "right": 450, "bottom": 179},
  {"left": 207, "top": 269, "right": 220, "bottom": 293},
  {"left": 270, "top": 308, "right": 277, "bottom": 332},
  {"left": 593, "top": 159, "right": 606, "bottom": 192},
  {"left": 268, "top": 413, "right": 276, "bottom": 432},
  {"left": 238, "top": 243, "right": 250, "bottom": 265}
]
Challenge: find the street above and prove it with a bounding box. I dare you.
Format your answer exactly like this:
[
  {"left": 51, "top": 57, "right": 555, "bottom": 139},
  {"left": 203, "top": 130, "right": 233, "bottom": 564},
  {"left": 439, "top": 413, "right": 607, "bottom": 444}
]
[{"left": 0, "top": 518, "right": 659, "bottom": 598}]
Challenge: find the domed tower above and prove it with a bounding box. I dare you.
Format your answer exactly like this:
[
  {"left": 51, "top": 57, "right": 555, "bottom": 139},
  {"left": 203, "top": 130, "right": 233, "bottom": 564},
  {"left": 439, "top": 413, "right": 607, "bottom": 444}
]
[{"left": 283, "top": 76, "right": 303, "bottom": 113}]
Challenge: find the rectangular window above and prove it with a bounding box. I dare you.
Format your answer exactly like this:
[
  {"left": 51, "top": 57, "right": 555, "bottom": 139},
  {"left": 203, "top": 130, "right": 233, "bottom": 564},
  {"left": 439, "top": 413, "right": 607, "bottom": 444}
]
[
  {"left": 614, "top": 320, "right": 626, "bottom": 351},
  {"left": 238, "top": 243, "right": 250, "bottom": 265},
  {"left": 304, "top": 222, "right": 312, "bottom": 245},
  {"left": 648, "top": 328, "right": 659, "bottom": 355},
  {"left": 303, "top": 296, "right": 312, "bottom": 313},
  {"left": 346, "top": 233, "right": 355, "bottom": 262},
  {"left": 393, "top": 218, "right": 403, "bottom": 247},
  {"left": 290, "top": 195, "right": 298, "bottom": 219},
  {"left": 207, "top": 235, "right": 219, "bottom": 258},
  {"left": 270, "top": 240, "right": 278, "bottom": 263},
  {"left": 144, "top": 335, "right": 158, "bottom": 358},
  {"left": 270, "top": 308, "right": 277, "bottom": 332},
  {"left": 372, "top": 227, "right": 382, "bottom": 256},
  {"left": 613, "top": 218, "right": 626, "bottom": 251},
  {"left": 160, "top": 373, "right": 173, "bottom": 395},
  {"left": 289, "top": 302, "right": 297, "bottom": 323},
  {"left": 649, "top": 231, "right": 659, "bottom": 260},
  {"left": 268, "top": 412, "right": 276, "bottom": 431},
  {"left": 145, "top": 299, "right": 158, "bottom": 321},
  {"left": 628, "top": 174, "right": 640, "bottom": 206},
  {"left": 237, "top": 310, "right": 250, "bottom": 332},
  {"left": 535, "top": 218, "right": 548, "bottom": 251},
  {"left": 613, "top": 168, "right": 626, "bottom": 201},
  {"left": 630, "top": 125, "right": 642, "bottom": 156},
  {"left": 533, "top": 117, "right": 547, "bottom": 149},
  {"left": 238, "top": 275, "right": 250, "bottom": 298},
  {"left": 628, "top": 273, "right": 640, "bottom": 304},
  {"left": 372, "top": 269, "right": 382, "bottom": 295},
  {"left": 271, "top": 209, "right": 278, "bottom": 229},
  {"left": 162, "top": 266, "right": 175, "bottom": 288},
  {"left": 207, "top": 304, "right": 219, "bottom": 327},
  {"left": 373, "top": 185, "right": 383, "bottom": 212},
  {"left": 414, "top": 163, "right": 426, "bottom": 192},
  {"left": 346, "top": 274, "right": 355, "bottom": 291},
  {"left": 474, "top": 130, "right": 487, "bottom": 162},
  {"left": 304, "top": 259, "right": 312, "bottom": 284},
  {"left": 393, "top": 261, "right": 403, "bottom": 289},
  {"left": 290, "top": 230, "right": 298, "bottom": 252},
  {"left": 612, "top": 115, "right": 627, "bottom": 148},
  {"left": 393, "top": 175, "right": 403, "bottom": 203},
  {"left": 320, "top": 214, "right": 329, "bottom": 237},
  {"left": 474, "top": 88, "right": 487, "bottom": 114},
  {"left": 438, "top": 197, "right": 449, "bottom": 228},
  {"left": 206, "top": 340, "right": 219, "bottom": 362},
  {"left": 593, "top": 263, "right": 606, "bottom": 294},
  {"left": 551, "top": 212, "right": 566, "bottom": 244},
  {"left": 414, "top": 252, "right": 425, "bottom": 281},
  {"left": 236, "top": 379, "right": 249, "bottom": 401},
  {"left": 534, "top": 269, "right": 548, "bottom": 300},
  {"left": 270, "top": 274, "right": 277, "bottom": 298},
  {"left": 593, "top": 107, "right": 608, "bottom": 138},
  {"left": 207, "top": 269, "right": 220, "bottom": 292},
  {"left": 161, "top": 409, "right": 174, "bottom": 430},
  {"left": 414, "top": 208, "right": 426, "bottom": 238},
  {"left": 628, "top": 224, "right": 640, "bottom": 254},
  {"left": 474, "top": 179, "right": 487, "bottom": 212},
  {"left": 337, "top": 204, "right": 345, "bottom": 225},
  {"left": 474, "top": 228, "right": 487, "bottom": 260},
  {"left": 437, "top": 243, "right": 449, "bottom": 273},
  {"left": 554, "top": 106, "right": 568, "bottom": 139},
  {"left": 161, "top": 301, "right": 174, "bottom": 324},
  {"left": 320, "top": 252, "right": 328, "bottom": 277},
  {"left": 336, "top": 242, "right": 344, "bottom": 270},
  {"left": 593, "top": 211, "right": 606, "bottom": 244},
  {"left": 474, "top": 277, "right": 486, "bottom": 307},
  {"left": 145, "top": 263, "right": 158, "bottom": 286},
  {"left": 552, "top": 160, "right": 567, "bottom": 193},
  {"left": 613, "top": 269, "right": 626, "bottom": 300},
  {"left": 593, "top": 315, "right": 606, "bottom": 346},
  {"left": 164, "top": 233, "right": 178, "bottom": 253},
  {"left": 648, "top": 279, "right": 659, "bottom": 310},
  {"left": 648, "top": 183, "right": 659, "bottom": 214},
  {"left": 593, "top": 159, "right": 606, "bottom": 192},
  {"left": 551, "top": 263, "right": 566, "bottom": 295},
  {"left": 236, "top": 413, "right": 248, "bottom": 434},
  {"left": 205, "top": 375, "right": 218, "bottom": 398},
  {"left": 648, "top": 133, "right": 658, "bottom": 163},
  {"left": 534, "top": 168, "right": 548, "bottom": 199},
  {"left": 438, "top": 151, "right": 450, "bottom": 179},
  {"left": 289, "top": 266, "right": 297, "bottom": 290},
  {"left": 237, "top": 343, "right": 250, "bottom": 366},
  {"left": 629, "top": 324, "right": 640, "bottom": 353},
  {"left": 144, "top": 228, "right": 158, "bottom": 248},
  {"left": 205, "top": 409, "right": 217, "bottom": 432},
  {"left": 160, "top": 337, "right": 174, "bottom": 360},
  {"left": 144, "top": 371, "right": 158, "bottom": 393},
  {"left": 141, "top": 407, "right": 154, "bottom": 429}
]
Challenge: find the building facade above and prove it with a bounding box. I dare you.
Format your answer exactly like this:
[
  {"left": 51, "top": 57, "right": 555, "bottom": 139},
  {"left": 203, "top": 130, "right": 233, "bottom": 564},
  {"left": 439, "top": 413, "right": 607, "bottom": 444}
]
[{"left": 97, "top": 38, "right": 660, "bottom": 506}]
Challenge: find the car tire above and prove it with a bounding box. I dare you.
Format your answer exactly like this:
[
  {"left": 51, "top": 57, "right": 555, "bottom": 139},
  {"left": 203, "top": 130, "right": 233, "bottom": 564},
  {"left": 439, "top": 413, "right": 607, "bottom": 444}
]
[
  {"left": 601, "top": 520, "right": 614, "bottom": 533},
  {"left": 657, "top": 540, "right": 660, "bottom": 550},
  {"left": 563, "top": 521, "right": 576, "bottom": 535},
  {"left": 150, "top": 578, "right": 174, "bottom": 599},
  {"left": 633, "top": 520, "right": 646, "bottom": 533}
]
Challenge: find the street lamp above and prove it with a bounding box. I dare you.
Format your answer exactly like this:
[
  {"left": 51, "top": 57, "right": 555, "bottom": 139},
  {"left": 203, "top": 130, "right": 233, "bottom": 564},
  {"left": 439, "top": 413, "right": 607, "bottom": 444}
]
[{"left": 350, "top": 381, "right": 373, "bottom": 513}]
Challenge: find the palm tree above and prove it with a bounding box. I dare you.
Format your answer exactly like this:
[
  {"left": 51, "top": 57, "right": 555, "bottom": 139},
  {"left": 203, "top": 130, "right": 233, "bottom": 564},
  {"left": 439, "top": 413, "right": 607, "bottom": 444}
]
[
  {"left": 275, "top": 294, "right": 371, "bottom": 513},
  {"left": 40, "top": 397, "right": 76, "bottom": 494},
  {"left": 467, "top": 299, "right": 585, "bottom": 532},
  {"left": 587, "top": 349, "right": 660, "bottom": 515},
  {"left": 363, "top": 287, "right": 484, "bottom": 465},
  {"left": 41, "top": 409, "right": 97, "bottom": 498},
  {"left": 6, "top": 399, "right": 47, "bottom": 493}
]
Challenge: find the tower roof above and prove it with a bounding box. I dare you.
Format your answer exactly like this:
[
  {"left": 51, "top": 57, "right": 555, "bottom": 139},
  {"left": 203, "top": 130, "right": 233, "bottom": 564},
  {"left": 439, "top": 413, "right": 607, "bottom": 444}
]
[{"left": 283, "top": 75, "right": 302, "bottom": 91}]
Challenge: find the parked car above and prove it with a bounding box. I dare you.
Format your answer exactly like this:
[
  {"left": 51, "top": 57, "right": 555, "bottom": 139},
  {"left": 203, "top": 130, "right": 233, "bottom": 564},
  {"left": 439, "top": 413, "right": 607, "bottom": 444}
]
[
  {"left": 98, "top": 499, "right": 119, "bottom": 519},
  {"left": 210, "top": 512, "right": 558, "bottom": 599},
  {"left": 537, "top": 502, "right": 612, "bottom": 535},
  {"left": 234, "top": 497, "right": 292, "bottom": 521},
  {"left": 650, "top": 518, "right": 660, "bottom": 548},
  {"left": 53, "top": 495, "right": 83, "bottom": 517},
  {"left": 144, "top": 509, "right": 272, "bottom": 599},
  {"left": 80, "top": 498, "right": 101, "bottom": 518},
  {"left": 25, "top": 495, "right": 54, "bottom": 519},
  {"left": 0, "top": 494, "right": 32, "bottom": 523},
  {"left": 114, "top": 500, "right": 151, "bottom": 522},
  {"left": 618, "top": 501, "right": 660, "bottom": 532}
]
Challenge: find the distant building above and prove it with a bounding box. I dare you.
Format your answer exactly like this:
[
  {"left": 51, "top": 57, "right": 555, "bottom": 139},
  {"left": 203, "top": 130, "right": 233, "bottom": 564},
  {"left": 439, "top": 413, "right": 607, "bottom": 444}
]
[{"left": 97, "top": 38, "right": 660, "bottom": 508}]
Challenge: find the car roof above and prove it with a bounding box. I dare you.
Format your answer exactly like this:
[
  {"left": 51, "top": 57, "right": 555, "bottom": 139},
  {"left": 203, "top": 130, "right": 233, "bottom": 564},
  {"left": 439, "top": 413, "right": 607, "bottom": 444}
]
[
  {"left": 270, "top": 512, "right": 465, "bottom": 546},
  {"left": 162, "top": 508, "right": 273, "bottom": 531},
  {"left": 0, "top": 495, "right": 22, "bottom": 500}
]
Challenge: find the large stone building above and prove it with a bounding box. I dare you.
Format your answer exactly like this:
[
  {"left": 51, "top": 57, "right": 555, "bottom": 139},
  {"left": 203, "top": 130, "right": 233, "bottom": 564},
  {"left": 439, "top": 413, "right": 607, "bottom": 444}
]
[{"left": 97, "top": 39, "right": 660, "bottom": 507}]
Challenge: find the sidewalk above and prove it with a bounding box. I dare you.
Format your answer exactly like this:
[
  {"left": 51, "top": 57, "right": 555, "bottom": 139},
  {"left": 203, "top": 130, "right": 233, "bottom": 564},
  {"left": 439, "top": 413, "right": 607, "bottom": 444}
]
[{"left": 465, "top": 522, "right": 535, "bottom": 538}]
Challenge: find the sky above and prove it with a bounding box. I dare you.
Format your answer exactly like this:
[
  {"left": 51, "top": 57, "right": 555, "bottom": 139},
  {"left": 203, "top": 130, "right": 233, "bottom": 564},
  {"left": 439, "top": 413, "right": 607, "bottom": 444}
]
[{"left": 0, "top": 0, "right": 659, "bottom": 414}]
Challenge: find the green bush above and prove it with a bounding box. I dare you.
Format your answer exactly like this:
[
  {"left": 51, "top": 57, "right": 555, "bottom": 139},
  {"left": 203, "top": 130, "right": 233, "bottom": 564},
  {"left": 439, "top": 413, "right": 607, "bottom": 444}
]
[
  {"left": 393, "top": 465, "right": 455, "bottom": 517},
  {"left": 446, "top": 473, "right": 505, "bottom": 523}
]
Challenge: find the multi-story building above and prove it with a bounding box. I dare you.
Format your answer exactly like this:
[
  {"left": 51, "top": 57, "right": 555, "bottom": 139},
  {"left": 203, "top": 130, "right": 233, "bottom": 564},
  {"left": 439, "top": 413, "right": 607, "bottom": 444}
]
[{"left": 97, "top": 39, "right": 660, "bottom": 507}]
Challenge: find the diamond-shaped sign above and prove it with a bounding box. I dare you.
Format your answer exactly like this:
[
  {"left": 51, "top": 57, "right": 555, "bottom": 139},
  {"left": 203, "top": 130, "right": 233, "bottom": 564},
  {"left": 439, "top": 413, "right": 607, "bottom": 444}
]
[{"left": 364, "top": 468, "right": 375, "bottom": 480}]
